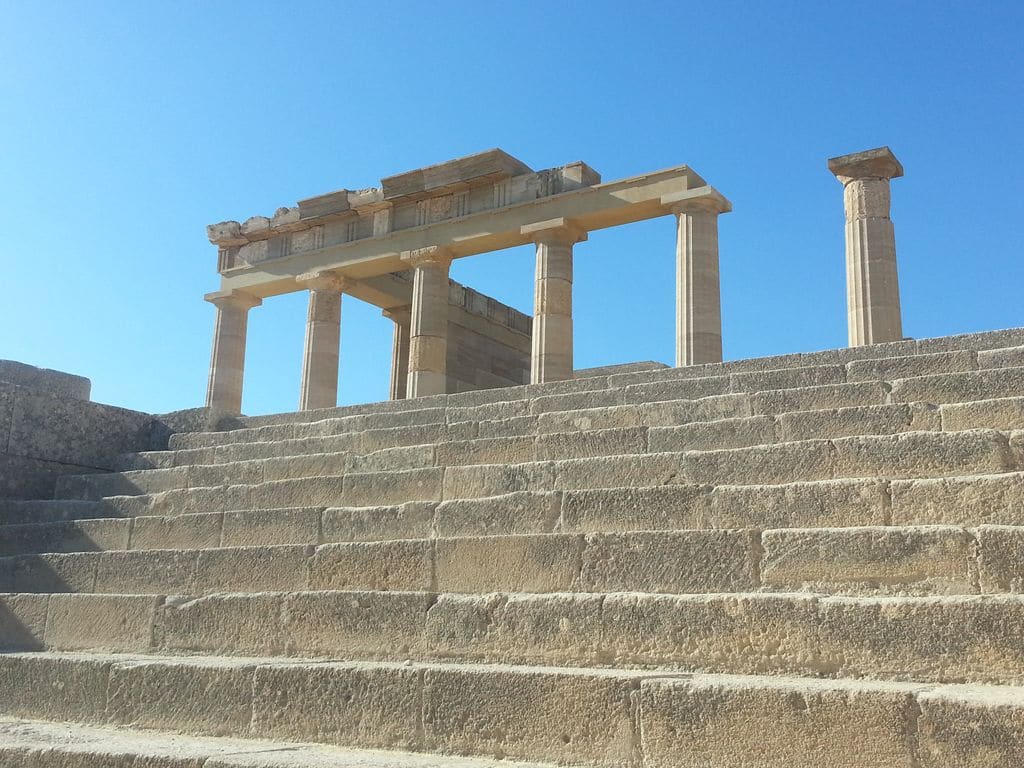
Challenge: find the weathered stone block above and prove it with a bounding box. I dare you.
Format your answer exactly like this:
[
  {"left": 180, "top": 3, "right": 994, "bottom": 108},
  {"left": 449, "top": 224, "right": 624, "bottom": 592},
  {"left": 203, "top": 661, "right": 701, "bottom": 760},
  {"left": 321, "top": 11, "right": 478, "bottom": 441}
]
[
  {"left": 777, "top": 403, "right": 940, "bottom": 442},
  {"left": 443, "top": 462, "right": 556, "bottom": 500},
  {"left": 129, "top": 513, "right": 223, "bottom": 551},
  {"left": 221, "top": 508, "right": 320, "bottom": 547},
  {"left": 0, "top": 654, "right": 111, "bottom": 722},
  {"left": 649, "top": 416, "right": 776, "bottom": 453},
  {"left": 554, "top": 454, "right": 683, "bottom": 490},
  {"left": 750, "top": 381, "right": 889, "bottom": 415},
  {"left": 847, "top": 350, "right": 977, "bottom": 382},
  {"left": 435, "top": 534, "right": 583, "bottom": 593},
  {"left": 12, "top": 552, "right": 99, "bottom": 593},
  {"left": 535, "top": 427, "right": 647, "bottom": 461},
  {"left": 94, "top": 550, "right": 195, "bottom": 594},
  {"left": 730, "top": 364, "right": 846, "bottom": 392},
  {"left": 344, "top": 468, "right": 443, "bottom": 507},
  {"left": 321, "top": 501, "right": 434, "bottom": 542},
  {"left": 683, "top": 440, "right": 834, "bottom": 485},
  {"left": 917, "top": 686, "right": 1024, "bottom": 766},
  {"left": 435, "top": 436, "right": 535, "bottom": 467},
  {"left": 45, "top": 594, "right": 159, "bottom": 652},
  {"left": 976, "top": 525, "right": 1024, "bottom": 593},
  {"left": 0, "top": 518, "right": 131, "bottom": 557},
  {"left": 159, "top": 593, "right": 286, "bottom": 656},
  {"left": 309, "top": 540, "right": 433, "bottom": 591},
  {"left": 193, "top": 545, "right": 312, "bottom": 594},
  {"left": 941, "top": 397, "right": 1024, "bottom": 432},
  {"left": 891, "top": 473, "right": 1024, "bottom": 526},
  {"left": 434, "top": 492, "right": 560, "bottom": 537},
  {"left": 249, "top": 475, "right": 345, "bottom": 510},
  {"left": 832, "top": 430, "right": 1015, "bottom": 480},
  {"left": 890, "top": 367, "right": 1024, "bottom": 405},
  {"left": 0, "top": 593, "right": 48, "bottom": 650}
]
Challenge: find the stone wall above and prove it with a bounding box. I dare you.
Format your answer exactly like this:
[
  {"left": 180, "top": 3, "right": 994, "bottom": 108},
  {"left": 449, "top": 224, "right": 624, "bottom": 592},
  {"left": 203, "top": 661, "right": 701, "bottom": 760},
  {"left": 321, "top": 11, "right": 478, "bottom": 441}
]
[{"left": 446, "top": 284, "right": 532, "bottom": 392}]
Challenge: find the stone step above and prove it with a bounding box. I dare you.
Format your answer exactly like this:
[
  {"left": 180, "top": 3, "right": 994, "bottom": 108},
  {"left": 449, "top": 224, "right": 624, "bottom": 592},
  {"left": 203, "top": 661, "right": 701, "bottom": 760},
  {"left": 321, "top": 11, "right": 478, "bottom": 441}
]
[
  {"left": 0, "top": 499, "right": 109, "bottom": 526},
  {"left": 6, "top": 588, "right": 1024, "bottom": 684},
  {"left": 0, "top": 717, "right": 554, "bottom": 768},
  {"left": 167, "top": 346, "right": 1024, "bottom": 452},
  {"left": 54, "top": 426, "right": 1024, "bottom": 504},
  {"left": 0, "top": 651, "right": 1021, "bottom": 766},
  {"left": 3, "top": 524, "right": 1021, "bottom": 596}
]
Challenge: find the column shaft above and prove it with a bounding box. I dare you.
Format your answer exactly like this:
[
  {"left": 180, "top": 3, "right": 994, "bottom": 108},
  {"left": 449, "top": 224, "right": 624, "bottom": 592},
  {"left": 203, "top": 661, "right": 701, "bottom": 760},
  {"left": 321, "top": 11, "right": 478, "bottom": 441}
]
[
  {"left": 205, "top": 292, "right": 260, "bottom": 413},
  {"left": 531, "top": 237, "right": 575, "bottom": 383},
  {"left": 384, "top": 307, "right": 411, "bottom": 400},
  {"left": 674, "top": 198, "right": 727, "bottom": 367},
  {"left": 299, "top": 287, "right": 343, "bottom": 411},
  {"left": 404, "top": 249, "right": 451, "bottom": 398},
  {"left": 843, "top": 178, "right": 902, "bottom": 346}
]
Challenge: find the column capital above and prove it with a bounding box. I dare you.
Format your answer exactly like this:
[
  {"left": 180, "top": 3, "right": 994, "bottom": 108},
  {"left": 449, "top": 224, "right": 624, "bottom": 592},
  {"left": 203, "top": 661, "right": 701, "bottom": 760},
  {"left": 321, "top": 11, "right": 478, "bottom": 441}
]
[
  {"left": 662, "top": 186, "right": 732, "bottom": 216},
  {"left": 400, "top": 245, "right": 453, "bottom": 268},
  {"left": 828, "top": 146, "right": 903, "bottom": 184},
  {"left": 382, "top": 304, "right": 412, "bottom": 324},
  {"left": 204, "top": 290, "right": 262, "bottom": 311},
  {"left": 520, "top": 217, "right": 587, "bottom": 245},
  {"left": 297, "top": 270, "right": 353, "bottom": 292}
]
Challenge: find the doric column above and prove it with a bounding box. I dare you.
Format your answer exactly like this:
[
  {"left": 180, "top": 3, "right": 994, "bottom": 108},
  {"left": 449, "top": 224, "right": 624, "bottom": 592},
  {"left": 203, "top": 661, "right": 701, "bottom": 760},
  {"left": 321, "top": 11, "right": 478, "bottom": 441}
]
[
  {"left": 297, "top": 271, "right": 351, "bottom": 411},
  {"left": 521, "top": 218, "right": 587, "bottom": 384},
  {"left": 205, "top": 290, "right": 261, "bottom": 413},
  {"left": 663, "top": 188, "right": 731, "bottom": 366},
  {"left": 400, "top": 246, "right": 452, "bottom": 398},
  {"left": 383, "top": 305, "right": 412, "bottom": 400},
  {"left": 828, "top": 147, "right": 904, "bottom": 347}
]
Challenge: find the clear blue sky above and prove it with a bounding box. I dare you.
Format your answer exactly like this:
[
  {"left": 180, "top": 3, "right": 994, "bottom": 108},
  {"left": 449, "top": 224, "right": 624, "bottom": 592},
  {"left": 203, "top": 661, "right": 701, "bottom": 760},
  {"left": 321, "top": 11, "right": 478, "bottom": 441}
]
[{"left": 2, "top": 1, "right": 1022, "bottom": 415}]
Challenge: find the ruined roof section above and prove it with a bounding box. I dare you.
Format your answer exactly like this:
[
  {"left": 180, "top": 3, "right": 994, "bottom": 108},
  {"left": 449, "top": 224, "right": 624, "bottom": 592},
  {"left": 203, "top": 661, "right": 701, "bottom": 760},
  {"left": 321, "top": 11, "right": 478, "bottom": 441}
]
[{"left": 380, "top": 148, "right": 533, "bottom": 202}]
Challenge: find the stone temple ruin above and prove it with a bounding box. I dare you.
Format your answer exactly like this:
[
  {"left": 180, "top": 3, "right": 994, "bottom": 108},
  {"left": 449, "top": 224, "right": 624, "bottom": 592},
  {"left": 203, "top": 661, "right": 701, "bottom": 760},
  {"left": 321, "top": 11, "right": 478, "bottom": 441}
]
[{"left": 1, "top": 147, "right": 1024, "bottom": 766}]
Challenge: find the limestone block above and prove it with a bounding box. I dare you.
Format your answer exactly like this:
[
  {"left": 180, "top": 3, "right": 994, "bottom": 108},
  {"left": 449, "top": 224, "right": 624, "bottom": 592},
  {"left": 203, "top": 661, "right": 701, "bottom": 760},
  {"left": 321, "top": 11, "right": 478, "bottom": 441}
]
[
  {"left": 640, "top": 393, "right": 753, "bottom": 425},
  {"left": 730, "top": 364, "right": 847, "bottom": 392},
  {"left": 425, "top": 592, "right": 603, "bottom": 666},
  {"left": 434, "top": 492, "right": 560, "bottom": 537},
  {"left": 529, "top": 388, "right": 623, "bottom": 415},
  {"left": 683, "top": 440, "right": 835, "bottom": 485},
  {"left": 284, "top": 590, "right": 432, "bottom": 659},
  {"left": 750, "top": 381, "right": 889, "bottom": 415},
  {"left": 321, "top": 502, "right": 435, "bottom": 542},
  {"left": 159, "top": 593, "right": 285, "bottom": 656},
  {"left": 581, "top": 530, "right": 756, "bottom": 593},
  {"left": 727, "top": 478, "right": 889, "bottom": 528},
  {"left": 941, "top": 397, "right": 1024, "bottom": 432},
  {"left": 107, "top": 658, "right": 255, "bottom": 736},
  {"left": 535, "top": 427, "right": 647, "bottom": 461},
  {"left": 554, "top": 454, "right": 683, "bottom": 491},
  {"left": 0, "top": 654, "right": 111, "bottom": 722},
  {"left": 0, "top": 518, "right": 131, "bottom": 556},
  {"left": 12, "top": 552, "right": 99, "bottom": 593},
  {"left": 777, "top": 403, "right": 940, "bottom": 442},
  {"left": 832, "top": 430, "right": 1015, "bottom": 480},
  {"left": 648, "top": 416, "right": 776, "bottom": 453},
  {"left": 815, "top": 595, "right": 1024, "bottom": 683},
  {"left": 434, "top": 534, "right": 583, "bottom": 593},
  {"left": 422, "top": 666, "right": 642, "bottom": 766},
  {"left": 916, "top": 327, "right": 1024, "bottom": 354},
  {"left": 6, "top": 393, "right": 154, "bottom": 470},
  {"left": 194, "top": 545, "right": 312, "bottom": 594},
  {"left": 761, "top": 526, "right": 975, "bottom": 593},
  {"left": 560, "top": 485, "right": 713, "bottom": 532},
  {"left": 94, "top": 550, "right": 196, "bottom": 594},
  {"left": 110, "top": 449, "right": 177, "bottom": 471},
  {"left": 348, "top": 445, "right": 436, "bottom": 474},
  {"left": 443, "top": 462, "right": 556, "bottom": 500},
  {"left": 0, "top": 593, "right": 48, "bottom": 650},
  {"left": 221, "top": 508, "right": 320, "bottom": 547},
  {"left": 978, "top": 344, "right": 1024, "bottom": 370},
  {"left": 534, "top": 405, "right": 641, "bottom": 434},
  {"left": 917, "top": 686, "right": 1024, "bottom": 766},
  {"left": 361, "top": 421, "right": 476, "bottom": 452},
  {"left": 309, "top": 540, "right": 433, "bottom": 591},
  {"left": 344, "top": 468, "right": 443, "bottom": 507},
  {"left": 56, "top": 467, "right": 189, "bottom": 500},
  {"left": 0, "top": 359, "right": 90, "bottom": 400},
  {"left": 251, "top": 662, "right": 422, "bottom": 749},
  {"left": 248, "top": 475, "right": 345, "bottom": 510},
  {"left": 189, "top": 460, "right": 265, "bottom": 487},
  {"left": 601, "top": 592, "right": 821, "bottom": 671},
  {"left": 846, "top": 350, "right": 977, "bottom": 382},
  {"left": 891, "top": 473, "right": 1024, "bottom": 526},
  {"left": 448, "top": 400, "right": 531, "bottom": 424},
  {"left": 148, "top": 406, "right": 241, "bottom": 451},
  {"left": 976, "top": 525, "right": 1024, "bottom": 592},
  {"left": 639, "top": 675, "right": 918, "bottom": 768},
  {"left": 45, "top": 594, "right": 159, "bottom": 652},
  {"left": 435, "top": 436, "right": 535, "bottom": 467},
  {"left": 149, "top": 484, "right": 252, "bottom": 517},
  {"left": 623, "top": 375, "right": 731, "bottom": 405},
  {"left": 890, "top": 367, "right": 1024, "bottom": 405},
  {"left": 129, "top": 513, "right": 223, "bottom": 551},
  {"left": 476, "top": 415, "right": 537, "bottom": 438},
  {"left": 0, "top": 455, "right": 102, "bottom": 500}
]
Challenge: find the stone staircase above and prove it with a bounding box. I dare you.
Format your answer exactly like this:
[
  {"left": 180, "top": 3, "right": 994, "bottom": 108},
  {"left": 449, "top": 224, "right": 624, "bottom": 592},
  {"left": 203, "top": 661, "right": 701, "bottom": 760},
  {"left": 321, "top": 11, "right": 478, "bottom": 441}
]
[{"left": 2, "top": 328, "right": 1024, "bottom": 766}]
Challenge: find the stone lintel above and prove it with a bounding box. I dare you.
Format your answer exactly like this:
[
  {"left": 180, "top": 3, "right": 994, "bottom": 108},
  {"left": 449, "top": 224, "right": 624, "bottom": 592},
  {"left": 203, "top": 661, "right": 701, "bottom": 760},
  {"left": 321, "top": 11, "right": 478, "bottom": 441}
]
[
  {"left": 520, "top": 217, "right": 588, "bottom": 244},
  {"left": 400, "top": 245, "right": 453, "bottom": 268},
  {"left": 203, "top": 289, "right": 262, "bottom": 310},
  {"left": 296, "top": 270, "right": 353, "bottom": 293},
  {"left": 828, "top": 147, "right": 904, "bottom": 182},
  {"left": 381, "top": 148, "right": 533, "bottom": 202},
  {"left": 661, "top": 186, "right": 732, "bottom": 216}
]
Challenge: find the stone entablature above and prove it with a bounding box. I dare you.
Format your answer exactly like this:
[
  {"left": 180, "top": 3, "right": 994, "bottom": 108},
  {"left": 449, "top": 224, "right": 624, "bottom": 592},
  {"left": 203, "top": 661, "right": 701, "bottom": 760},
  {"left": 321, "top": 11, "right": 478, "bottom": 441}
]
[{"left": 209, "top": 149, "right": 602, "bottom": 275}]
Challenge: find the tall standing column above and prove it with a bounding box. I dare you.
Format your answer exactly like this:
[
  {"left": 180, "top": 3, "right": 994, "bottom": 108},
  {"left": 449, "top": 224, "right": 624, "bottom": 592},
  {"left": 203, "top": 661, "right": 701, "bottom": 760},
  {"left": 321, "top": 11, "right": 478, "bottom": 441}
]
[
  {"left": 401, "top": 247, "right": 452, "bottom": 398},
  {"left": 828, "top": 147, "right": 904, "bottom": 347},
  {"left": 205, "top": 290, "right": 261, "bottom": 413},
  {"left": 297, "top": 271, "right": 351, "bottom": 411},
  {"left": 383, "top": 305, "right": 412, "bottom": 400},
  {"left": 664, "top": 188, "right": 731, "bottom": 366},
  {"left": 521, "top": 218, "right": 586, "bottom": 384}
]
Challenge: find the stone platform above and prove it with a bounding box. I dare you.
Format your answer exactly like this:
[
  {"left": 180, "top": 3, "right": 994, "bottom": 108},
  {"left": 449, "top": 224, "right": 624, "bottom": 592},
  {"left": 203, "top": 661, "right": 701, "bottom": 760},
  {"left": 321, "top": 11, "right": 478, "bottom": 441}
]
[{"left": 3, "top": 327, "right": 1024, "bottom": 765}]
